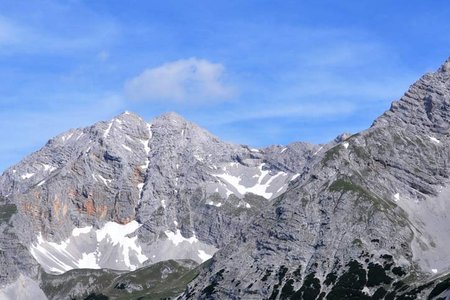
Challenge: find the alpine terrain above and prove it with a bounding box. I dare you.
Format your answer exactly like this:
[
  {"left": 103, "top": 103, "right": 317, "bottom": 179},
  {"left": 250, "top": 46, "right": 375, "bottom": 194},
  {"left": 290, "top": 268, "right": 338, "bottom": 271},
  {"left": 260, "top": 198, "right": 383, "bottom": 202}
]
[{"left": 2, "top": 58, "right": 450, "bottom": 299}]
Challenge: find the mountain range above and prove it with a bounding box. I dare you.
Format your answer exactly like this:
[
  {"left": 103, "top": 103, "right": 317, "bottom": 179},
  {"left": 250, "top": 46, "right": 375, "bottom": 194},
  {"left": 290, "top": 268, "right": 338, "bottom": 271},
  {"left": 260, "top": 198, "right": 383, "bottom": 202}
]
[{"left": 1, "top": 59, "right": 450, "bottom": 299}]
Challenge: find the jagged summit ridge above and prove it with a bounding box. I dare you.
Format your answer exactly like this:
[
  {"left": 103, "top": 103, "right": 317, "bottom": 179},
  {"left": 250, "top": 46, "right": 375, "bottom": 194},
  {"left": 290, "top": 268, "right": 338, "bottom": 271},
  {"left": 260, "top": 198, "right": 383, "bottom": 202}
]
[
  {"left": 0, "top": 108, "right": 314, "bottom": 281},
  {"left": 153, "top": 111, "right": 190, "bottom": 123},
  {"left": 3, "top": 59, "right": 450, "bottom": 299},
  {"left": 374, "top": 58, "right": 450, "bottom": 136},
  {"left": 179, "top": 58, "right": 450, "bottom": 299},
  {"left": 437, "top": 56, "right": 450, "bottom": 74}
]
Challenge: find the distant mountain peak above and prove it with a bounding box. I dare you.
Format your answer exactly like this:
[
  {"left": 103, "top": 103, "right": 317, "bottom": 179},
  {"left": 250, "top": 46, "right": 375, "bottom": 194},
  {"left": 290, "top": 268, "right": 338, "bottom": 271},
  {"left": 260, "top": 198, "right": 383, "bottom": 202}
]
[
  {"left": 152, "top": 111, "right": 189, "bottom": 125},
  {"left": 3, "top": 58, "right": 450, "bottom": 299},
  {"left": 334, "top": 132, "right": 351, "bottom": 143},
  {"left": 115, "top": 110, "right": 143, "bottom": 120},
  {"left": 372, "top": 58, "right": 450, "bottom": 135},
  {"left": 437, "top": 56, "right": 450, "bottom": 74}
]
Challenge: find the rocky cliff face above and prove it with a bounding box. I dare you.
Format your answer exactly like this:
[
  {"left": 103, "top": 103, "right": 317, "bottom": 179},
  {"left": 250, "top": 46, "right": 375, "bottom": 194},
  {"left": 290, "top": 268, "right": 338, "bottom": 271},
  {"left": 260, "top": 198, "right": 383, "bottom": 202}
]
[
  {"left": 180, "top": 59, "right": 450, "bottom": 299},
  {"left": 0, "top": 109, "right": 316, "bottom": 294},
  {"left": 2, "top": 59, "right": 450, "bottom": 299}
]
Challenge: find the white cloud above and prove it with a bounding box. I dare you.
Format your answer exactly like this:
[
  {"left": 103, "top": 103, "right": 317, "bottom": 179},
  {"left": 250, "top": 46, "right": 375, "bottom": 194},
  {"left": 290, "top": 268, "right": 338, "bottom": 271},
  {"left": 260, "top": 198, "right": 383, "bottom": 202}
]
[{"left": 124, "top": 58, "right": 235, "bottom": 103}]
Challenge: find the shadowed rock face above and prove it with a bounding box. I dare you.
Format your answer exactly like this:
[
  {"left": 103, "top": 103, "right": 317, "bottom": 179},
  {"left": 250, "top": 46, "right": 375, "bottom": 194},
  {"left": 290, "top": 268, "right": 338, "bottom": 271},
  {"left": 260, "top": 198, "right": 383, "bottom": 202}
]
[{"left": 2, "top": 59, "right": 450, "bottom": 299}]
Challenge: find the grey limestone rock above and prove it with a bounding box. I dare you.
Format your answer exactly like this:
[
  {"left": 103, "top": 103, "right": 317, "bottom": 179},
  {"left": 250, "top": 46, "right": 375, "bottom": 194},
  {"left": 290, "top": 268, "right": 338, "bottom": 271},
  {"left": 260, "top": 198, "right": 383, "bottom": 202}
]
[
  {"left": 180, "top": 58, "right": 450, "bottom": 299},
  {"left": 0, "top": 109, "right": 312, "bottom": 292},
  {"left": 2, "top": 58, "right": 450, "bottom": 299}
]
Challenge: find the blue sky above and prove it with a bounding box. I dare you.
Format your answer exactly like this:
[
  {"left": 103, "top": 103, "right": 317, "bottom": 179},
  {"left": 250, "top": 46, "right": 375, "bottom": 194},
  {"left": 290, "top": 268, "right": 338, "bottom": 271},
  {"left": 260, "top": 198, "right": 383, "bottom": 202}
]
[{"left": 1, "top": 1, "right": 450, "bottom": 171}]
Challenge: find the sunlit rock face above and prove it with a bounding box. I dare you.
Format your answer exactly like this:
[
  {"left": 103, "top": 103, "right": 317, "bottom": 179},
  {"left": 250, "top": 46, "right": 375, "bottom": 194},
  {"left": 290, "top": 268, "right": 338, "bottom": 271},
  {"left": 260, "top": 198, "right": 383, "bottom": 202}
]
[
  {"left": 180, "top": 59, "right": 450, "bottom": 299},
  {"left": 0, "top": 110, "right": 317, "bottom": 293},
  {"left": 5, "top": 58, "right": 450, "bottom": 299}
]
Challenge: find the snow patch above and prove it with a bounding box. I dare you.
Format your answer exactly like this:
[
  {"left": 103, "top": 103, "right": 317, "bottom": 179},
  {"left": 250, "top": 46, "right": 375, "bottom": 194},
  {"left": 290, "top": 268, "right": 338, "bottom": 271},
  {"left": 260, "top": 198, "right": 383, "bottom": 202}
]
[
  {"left": 97, "top": 174, "right": 111, "bottom": 187},
  {"left": 30, "top": 233, "right": 73, "bottom": 272},
  {"left": 429, "top": 136, "right": 441, "bottom": 144},
  {"left": 165, "top": 230, "right": 198, "bottom": 246},
  {"left": 198, "top": 250, "right": 212, "bottom": 262},
  {"left": 103, "top": 122, "right": 113, "bottom": 138},
  {"left": 140, "top": 138, "right": 150, "bottom": 154},
  {"left": 96, "top": 221, "right": 138, "bottom": 245},
  {"left": 432, "top": 268, "right": 438, "bottom": 274},
  {"left": 30, "top": 221, "right": 147, "bottom": 274},
  {"left": 394, "top": 193, "right": 400, "bottom": 202},
  {"left": 290, "top": 173, "right": 300, "bottom": 181},
  {"left": 21, "top": 173, "right": 35, "bottom": 180},
  {"left": 193, "top": 153, "right": 204, "bottom": 162},
  {"left": 61, "top": 133, "right": 73, "bottom": 142},
  {"left": 207, "top": 200, "right": 222, "bottom": 207},
  {"left": 42, "top": 164, "right": 56, "bottom": 172},
  {"left": 122, "top": 144, "right": 133, "bottom": 152},
  {"left": 96, "top": 221, "right": 147, "bottom": 269},
  {"left": 213, "top": 164, "right": 285, "bottom": 199},
  {"left": 238, "top": 201, "right": 251, "bottom": 209},
  {"left": 137, "top": 183, "right": 144, "bottom": 198},
  {"left": 342, "top": 142, "right": 349, "bottom": 149},
  {"left": 77, "top": 252, "right": 100, "bottom": 269},
  {"left": 313, "top": 146, "right": 324, "bottom": 156},
  {"left": 280, "top": 147, "right": 287, "bottom": 154},
  {"left": 72, "top": 226, "right": 93, "bottom": 237},
  {"left": 140, "top": 158, "right": 150, "bottom": 170},
  {"left": 37, "top": 180, "right": 46, "bottom": 187}
]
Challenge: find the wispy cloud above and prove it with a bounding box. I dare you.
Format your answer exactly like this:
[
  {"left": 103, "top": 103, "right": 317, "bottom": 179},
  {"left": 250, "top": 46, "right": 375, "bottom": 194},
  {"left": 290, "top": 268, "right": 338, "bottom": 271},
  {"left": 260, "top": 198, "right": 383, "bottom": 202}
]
[
  {"left": 0, "top": 14, "right": 118, "bottom": 55},
  {"left": 0, "top": 1, "right": 443, "bottom": 170},
  {"left": 203, "top": 101, "right": 356, "bottom": 126},
  {"left": 124, "top": 58, "right": 235, "bottom": 103}
]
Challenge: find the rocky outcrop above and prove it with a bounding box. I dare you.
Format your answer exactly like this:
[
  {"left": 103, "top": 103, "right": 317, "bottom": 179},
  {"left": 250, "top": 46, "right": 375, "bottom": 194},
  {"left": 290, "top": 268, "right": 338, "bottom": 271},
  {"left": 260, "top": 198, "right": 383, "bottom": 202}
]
[
  {"left": 2, "top": 58, "right": 450, "bottom": 299},
  {"left": 0, "top": 110, "right": 315, "bottom": 289},
  {"left": 180, "top": 58, "right": 450, "bottom": 299}
]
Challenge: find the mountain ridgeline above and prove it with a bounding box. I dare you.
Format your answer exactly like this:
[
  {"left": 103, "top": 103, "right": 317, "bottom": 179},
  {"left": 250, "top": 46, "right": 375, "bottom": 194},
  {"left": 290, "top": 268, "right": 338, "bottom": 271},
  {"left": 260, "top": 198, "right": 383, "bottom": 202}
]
[{"left": 1, "top": 59, "right": 450, "bottom": 299}]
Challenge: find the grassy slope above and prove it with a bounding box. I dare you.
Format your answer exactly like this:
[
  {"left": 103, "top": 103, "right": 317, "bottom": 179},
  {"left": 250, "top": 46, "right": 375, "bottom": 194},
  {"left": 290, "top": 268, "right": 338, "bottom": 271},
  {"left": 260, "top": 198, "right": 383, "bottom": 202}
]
[{"left": 42, "top": 259, "right": 202, "bottom": 300}]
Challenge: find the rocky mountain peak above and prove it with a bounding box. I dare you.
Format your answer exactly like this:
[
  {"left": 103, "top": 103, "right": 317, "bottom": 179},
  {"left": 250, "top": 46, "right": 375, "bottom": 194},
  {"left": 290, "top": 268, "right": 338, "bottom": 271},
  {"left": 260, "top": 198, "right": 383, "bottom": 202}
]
[
  {"left": 4, "top": 59, "right": 450, "bottom": 299},
  {"left": 115, "top": 110, "right": 142, "bottom": 120},
  {"left": 437, "top": 56, "right": 450, "bottom": 74},
  {"left": 372, "top": 58, "right": 450, "bottom": 137},
  {"left": 153, "top": 111, "right": 188, "bottom": 124},
  {"left": 334, "top": 132, "right": 351, "bottom": 143},
  {"left": 149, "top": 112, "right": 227, "bottom": 156}
]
